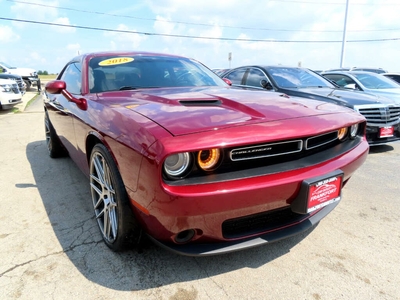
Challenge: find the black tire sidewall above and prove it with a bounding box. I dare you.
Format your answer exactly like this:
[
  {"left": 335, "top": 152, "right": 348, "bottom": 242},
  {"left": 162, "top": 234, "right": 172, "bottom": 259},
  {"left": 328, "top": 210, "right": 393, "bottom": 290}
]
[{"left": 90, "top": 143, "right": 139, "bottom": 251}]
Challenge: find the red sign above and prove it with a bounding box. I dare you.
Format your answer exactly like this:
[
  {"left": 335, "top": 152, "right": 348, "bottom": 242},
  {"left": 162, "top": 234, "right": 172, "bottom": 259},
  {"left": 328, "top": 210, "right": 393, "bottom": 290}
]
[
  {"left": 307, "top": 176, "right": 342, "bottom": 213},
  {"left": 380, "top": 126, "right": 394, "bottom": 138}
]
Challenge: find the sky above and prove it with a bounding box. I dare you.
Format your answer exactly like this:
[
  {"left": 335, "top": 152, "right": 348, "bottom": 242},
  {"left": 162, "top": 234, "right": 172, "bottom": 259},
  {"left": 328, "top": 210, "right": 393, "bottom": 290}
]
[{"left": 1, "top": 0, "right": 400, "bottom": 74}]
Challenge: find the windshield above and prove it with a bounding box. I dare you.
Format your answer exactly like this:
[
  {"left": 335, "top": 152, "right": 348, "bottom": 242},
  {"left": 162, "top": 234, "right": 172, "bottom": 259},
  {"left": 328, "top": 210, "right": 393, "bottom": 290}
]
[
  {"left": 88, "top": 55, "right": 226, "bottom": 93},
  {"left": 0, "top": 62, "right": 15, "bottom": 69},
  {"left": 267, "top": 67, "right": 334, "bottom": 88},
  {"left": 352, "top": 73, "right": 400, "bottom": 89}
]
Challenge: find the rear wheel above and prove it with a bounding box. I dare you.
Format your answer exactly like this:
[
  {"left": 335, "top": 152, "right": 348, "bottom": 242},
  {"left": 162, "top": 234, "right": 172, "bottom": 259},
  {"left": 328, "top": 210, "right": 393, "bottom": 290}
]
[
  {"left": 45, "top": 113, "right": 66, "bottom": 158},
  {"left": 89, "top": 144, "right": 141, "bottom": 251}
]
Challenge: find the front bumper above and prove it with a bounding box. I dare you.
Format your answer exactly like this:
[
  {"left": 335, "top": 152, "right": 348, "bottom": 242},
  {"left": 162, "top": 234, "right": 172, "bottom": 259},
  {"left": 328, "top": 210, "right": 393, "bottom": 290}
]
[
  {"left": 366, "top": 123, "right": 400, "bottom": 145},
  {"left": 0, "top": 97, "right": 22, "bottom": 110},
  {"left": 129, "top": 137, "right": 369, "bottom": 256},
  {"left": 148, "top": 200, "right": 339, "bottom": 256}
]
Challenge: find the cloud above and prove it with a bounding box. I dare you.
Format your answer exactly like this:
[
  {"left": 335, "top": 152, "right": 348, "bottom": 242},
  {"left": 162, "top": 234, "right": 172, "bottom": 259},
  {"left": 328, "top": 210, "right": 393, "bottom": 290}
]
[
  {"left": 0, "top": 25, "right": 20, "bottom": 42},
  {"left": 104, "top": 24, "right": 147, "bottom": 49},
  {"left": 67, "top": 43, "right": 81, "bottom": 52},
  {"left": 53, "top": 17, "right": 76, "bottom": 33},
  {"left": 153, "top": 15, "right": 175, "bottom": 35},
  {"left": 11, "top": 0, "right": 59, "bottom": 27}
]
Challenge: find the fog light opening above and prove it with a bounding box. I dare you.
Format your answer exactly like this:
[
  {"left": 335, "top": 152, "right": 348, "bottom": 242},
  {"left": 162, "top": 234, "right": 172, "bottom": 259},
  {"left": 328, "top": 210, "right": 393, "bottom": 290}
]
[{"left": 175, "top": 229, "right": 196, "bottom": 244}]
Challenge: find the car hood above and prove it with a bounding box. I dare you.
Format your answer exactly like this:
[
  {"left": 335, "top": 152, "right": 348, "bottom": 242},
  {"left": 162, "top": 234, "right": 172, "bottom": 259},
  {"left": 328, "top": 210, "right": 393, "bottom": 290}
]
[
  {"left": 0, "top": 73, "right": 21, "bottom": 80},
  {"left": 362, "top": 88, "right": 400, "bottom": 104},
  {"left": 102, "top": 87, "right": 356, "bottom": 136},
  {"left": 6, "top": 67, "right": 36, "bottom": 76},
  {"left": 283, "top": 87, "right": 395, "bottom": 106},
  {"left": 0, "top": 78, "right": 15, "bottom": 84}
]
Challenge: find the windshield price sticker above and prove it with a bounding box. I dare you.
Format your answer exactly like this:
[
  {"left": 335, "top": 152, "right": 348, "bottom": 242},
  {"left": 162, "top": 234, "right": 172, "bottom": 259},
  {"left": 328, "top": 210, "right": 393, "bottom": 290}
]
[
  {"left": 379, "top": 126, "right": 394, "bottom": 138},
  {"left": 307, "top": 175, "right": 342, "bottom": 213}
]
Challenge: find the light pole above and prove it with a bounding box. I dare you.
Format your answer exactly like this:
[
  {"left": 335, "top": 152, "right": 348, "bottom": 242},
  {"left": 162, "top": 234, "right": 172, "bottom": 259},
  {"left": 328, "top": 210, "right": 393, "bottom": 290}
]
[{"left": 340, "top": 0, "right": 350, "bottom": 68}]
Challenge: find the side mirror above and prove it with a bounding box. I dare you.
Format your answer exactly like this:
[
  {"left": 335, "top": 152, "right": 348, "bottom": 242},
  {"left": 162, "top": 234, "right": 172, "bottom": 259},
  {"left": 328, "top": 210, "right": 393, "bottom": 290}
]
[
  {"left": 344, "top": 83, "right": 357, "bottom": 90},
  {"left": 261, "top": 79, "right": 273, "bottom": 90},
  {"left": 222, "top": 78, "right": 232, "bottom": 86},
  {"left": 45, "top": 80, "right": 66, "bottom": 94},
  {"left": 45, "top": 80, "right": 87, "bottom": 110}
]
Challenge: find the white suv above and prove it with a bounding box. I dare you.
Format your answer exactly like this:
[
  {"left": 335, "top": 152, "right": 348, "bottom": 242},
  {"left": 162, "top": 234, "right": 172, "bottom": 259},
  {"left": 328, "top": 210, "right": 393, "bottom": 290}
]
[{"left": 0, "top": 78, "right": 22, "bottom": 110}]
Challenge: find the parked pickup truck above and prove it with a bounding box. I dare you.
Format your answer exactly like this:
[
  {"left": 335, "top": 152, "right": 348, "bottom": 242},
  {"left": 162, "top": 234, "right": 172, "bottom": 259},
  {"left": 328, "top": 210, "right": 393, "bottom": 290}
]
[
  {"left": 0, "top": 61, "right": 39, "bottom": 90},
  {"left": 0, "top": 73, "right": 26, "bottom": 94},
  {"left": 0, "top": 78, "right": 22, "bottom": 110}
]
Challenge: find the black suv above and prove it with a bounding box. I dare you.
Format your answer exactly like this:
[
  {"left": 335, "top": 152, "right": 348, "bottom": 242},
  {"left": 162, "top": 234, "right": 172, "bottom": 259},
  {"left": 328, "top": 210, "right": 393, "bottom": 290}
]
[{"left": 220, "top": 66, "right": 400, "bottom": 146}]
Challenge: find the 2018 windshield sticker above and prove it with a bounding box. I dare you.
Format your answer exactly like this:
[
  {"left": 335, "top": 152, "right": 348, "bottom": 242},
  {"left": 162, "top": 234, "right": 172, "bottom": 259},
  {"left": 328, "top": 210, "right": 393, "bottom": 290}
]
[{"left": 99, "top": 57, "right": 134, "bottom": 66}]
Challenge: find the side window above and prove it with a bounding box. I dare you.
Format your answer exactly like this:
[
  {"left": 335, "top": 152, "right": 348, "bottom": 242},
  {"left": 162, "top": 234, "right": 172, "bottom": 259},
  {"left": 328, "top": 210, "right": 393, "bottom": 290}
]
[
  {"left": 225, "top": 69, "right": 246, "bottom": 85},
  {"left": 325, "top": 75, "right": 354, "bottom": 87},
  {"left": 60, "top": 62, "right": 82, "bottom": 95},
  {"left": 246, "top": 69, "right": 267, "bottom": 88}
]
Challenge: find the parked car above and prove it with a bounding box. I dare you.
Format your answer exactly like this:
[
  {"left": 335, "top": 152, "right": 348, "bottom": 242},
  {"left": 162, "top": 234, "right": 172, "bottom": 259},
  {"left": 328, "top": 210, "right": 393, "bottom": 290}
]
[
  {"left": 350, "top": 67, "right": 387, "bottom": 74},
  {"left": 382, "top": 73, "right": 400, "bottom": 85},
  {"left": 0, "top": 61, "right": 39, "bottom": 90},
  {"left": 44, "top": 51, "right": 368, "bottom": 256},
  {"left": 323, "top": 67, "right": 387, "bottom": 74},
  {"left": 212, "top": 68, "right": 230, "bottom": 76},
  {"left": 0, "top": 78, "right": 22, "bottom": 110},
  {"left": 220, "top": 66, "right": 400, "bottom": 145},
  {"left": 0, "top": 73, "right": 26, "bottom": 94},
  {"left": 321, "top": 71, "right": 400, "bottom": 103}
]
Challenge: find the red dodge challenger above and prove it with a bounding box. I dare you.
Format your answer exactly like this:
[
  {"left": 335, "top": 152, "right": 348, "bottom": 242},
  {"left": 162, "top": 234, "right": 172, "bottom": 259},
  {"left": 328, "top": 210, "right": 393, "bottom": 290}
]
[{"left": 44, "top": 51, "right": 369, "bottom": 256}]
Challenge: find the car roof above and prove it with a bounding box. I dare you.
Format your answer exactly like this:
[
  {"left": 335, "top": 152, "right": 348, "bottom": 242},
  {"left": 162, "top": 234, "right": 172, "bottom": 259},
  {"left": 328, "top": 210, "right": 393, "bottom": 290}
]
[{"left": 71, "top": 51, "right": 189, "bottom": 63}]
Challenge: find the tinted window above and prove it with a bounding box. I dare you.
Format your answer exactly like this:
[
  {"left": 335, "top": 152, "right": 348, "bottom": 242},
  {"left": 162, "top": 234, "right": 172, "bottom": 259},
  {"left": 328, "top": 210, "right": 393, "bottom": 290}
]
[
  {"left": 88, "top": 55, "right": 225, "bottom": 92},
  {"left": 224, "top": 68, "right": 246, "bottom": 85},
  {"left": 324, "top": 74, "right": 355, "bottom": 87},
  {"left": 384, "top": 74, "right": 400, "bottom": 84},
  {"left": 268, "top": 67, "right": 333, "bottom": 88},
  {"left": 60, "top": 62, "right": 82, "bottom": 95},
  {"left": 352, "top": 73, "right": 399, "bottom": 89},
  {"left": 245, "top": 69, "right": 267, "bottom": 88}
]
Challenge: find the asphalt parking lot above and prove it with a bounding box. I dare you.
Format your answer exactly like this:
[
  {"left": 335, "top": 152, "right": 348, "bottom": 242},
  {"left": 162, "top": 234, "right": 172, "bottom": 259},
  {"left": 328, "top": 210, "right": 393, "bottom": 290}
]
[{"left": 1, "top": 96, "right": 399, "bottom": 300}]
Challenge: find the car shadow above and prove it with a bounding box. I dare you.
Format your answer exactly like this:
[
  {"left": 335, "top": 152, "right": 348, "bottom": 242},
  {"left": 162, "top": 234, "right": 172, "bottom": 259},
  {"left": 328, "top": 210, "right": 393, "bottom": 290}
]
[
  {"left": 368, "top": 144, "right": 394, "bottom": 154},
  {"left": 25, "top": 140, "right": 315, "bottom": 291}
]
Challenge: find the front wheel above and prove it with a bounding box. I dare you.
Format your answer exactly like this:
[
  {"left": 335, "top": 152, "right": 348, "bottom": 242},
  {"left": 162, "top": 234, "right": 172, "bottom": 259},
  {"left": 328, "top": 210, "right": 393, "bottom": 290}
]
[
  {"left": 24, "top": 80, "right": 31, "bottom": 91},
  {"left": 89, "top": 144, "right": 141, "bottom": 251}
]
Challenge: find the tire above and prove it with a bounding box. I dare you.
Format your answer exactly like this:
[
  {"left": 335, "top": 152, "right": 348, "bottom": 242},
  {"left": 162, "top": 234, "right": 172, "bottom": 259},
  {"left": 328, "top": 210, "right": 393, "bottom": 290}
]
[
  {"left": 24, "top": 80, "right": 31, "bottom": 91},
  {"left": 89, "top": 144, "right": 141, "bottom": 251},
  {"left": 45, "top": 113, "right": 66, "bottom": 158}
]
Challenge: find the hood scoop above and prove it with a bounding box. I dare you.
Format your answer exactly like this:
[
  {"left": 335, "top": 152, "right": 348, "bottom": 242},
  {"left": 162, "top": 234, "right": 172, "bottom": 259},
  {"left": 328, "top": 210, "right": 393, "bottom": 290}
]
[{"left": 179, "top": 99, "right": 222, "bottom": 106}]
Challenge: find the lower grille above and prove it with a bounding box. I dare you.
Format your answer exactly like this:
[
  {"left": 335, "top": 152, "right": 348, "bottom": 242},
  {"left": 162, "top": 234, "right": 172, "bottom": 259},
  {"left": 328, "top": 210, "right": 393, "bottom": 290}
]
[
  {"left": 355, "top": 105, "right": 400, "bottom": 126},
  {"left": 222, "top": 207, "right": 309, "bottom": 239}
]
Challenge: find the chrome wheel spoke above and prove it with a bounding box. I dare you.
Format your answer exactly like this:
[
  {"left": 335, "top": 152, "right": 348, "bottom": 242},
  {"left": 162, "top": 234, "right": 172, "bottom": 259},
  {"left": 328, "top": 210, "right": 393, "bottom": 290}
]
[{"left": 90, "top": 150, "right": 118, "bottom": 244}]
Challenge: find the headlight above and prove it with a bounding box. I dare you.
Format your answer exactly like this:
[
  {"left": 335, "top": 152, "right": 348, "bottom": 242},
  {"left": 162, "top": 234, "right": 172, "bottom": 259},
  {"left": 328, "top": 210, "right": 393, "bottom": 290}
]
[
  {"left": 163, "top": 152, "right": 192, "bottom": 178},
  {"left": 0, "top": 84, "right": 12, "bottom": 92},
  {"left": 197, "top": 149, "right": 221, "bottom": 171},
  {"left": 350, "top": 124, "right": 358, "bottom": 139},
  {"left": 338, "top": 127, "right": 348, "bottom": 140}
]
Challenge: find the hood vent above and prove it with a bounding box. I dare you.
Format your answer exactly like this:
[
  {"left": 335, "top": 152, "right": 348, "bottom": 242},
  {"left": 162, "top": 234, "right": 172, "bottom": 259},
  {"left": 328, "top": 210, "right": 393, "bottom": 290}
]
[{"left": 179, "top": 99, "right": 222, "bottom": 106}]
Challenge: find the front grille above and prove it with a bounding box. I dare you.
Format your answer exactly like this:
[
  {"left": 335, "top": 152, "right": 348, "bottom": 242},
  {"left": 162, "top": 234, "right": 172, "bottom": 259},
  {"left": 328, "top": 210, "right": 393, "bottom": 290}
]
[
  {"left": 15, "top": 78, "right": 23, "bottom": 89},
  {"left": 229, "top": 130, "right": 338, "bottom": 161},
  {"left": 355, "top": 105, "right": 400, "bottom": 126},
  {"left": 11, "top": 83, "right": 19, "bottom": 94},
  {"left": 230, "top": 140, "right": 302, "bottom": 161},
  {"left": 222, "top": 207, "right": 309, "bottom": 239}
]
